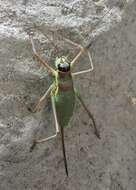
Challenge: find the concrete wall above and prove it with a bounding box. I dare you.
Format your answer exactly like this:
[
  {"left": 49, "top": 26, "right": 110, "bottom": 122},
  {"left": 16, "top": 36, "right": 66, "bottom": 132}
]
[{"left": 0, "top": 0, "right": 136, "bottom": 189}]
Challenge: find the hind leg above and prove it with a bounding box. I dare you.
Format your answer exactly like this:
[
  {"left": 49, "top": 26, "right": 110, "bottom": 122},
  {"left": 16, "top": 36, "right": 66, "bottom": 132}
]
[
  {"left": 75, "top": 89, "right": 100, "bottom": 139},
  {"left": 30, "top": 96, "right": 60, "bottom": 151}
]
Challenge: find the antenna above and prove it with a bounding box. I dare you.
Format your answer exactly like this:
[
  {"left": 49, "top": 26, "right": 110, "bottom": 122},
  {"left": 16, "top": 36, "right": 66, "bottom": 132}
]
[
  {"left": 43, "top": 32, "right": 59, "bottom": 54},
  {"left": 34, "top": 26, "right": 59, "bottom": 54},
  {"left": 22, "top": 0, "right": 29, "bottom": 6},
  {"left": 85, "top": 0, "right": 127, "bottom": 49}
]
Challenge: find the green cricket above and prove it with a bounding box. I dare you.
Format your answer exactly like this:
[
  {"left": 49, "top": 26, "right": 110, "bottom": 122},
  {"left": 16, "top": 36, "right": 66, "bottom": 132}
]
[
  {"left": 23, "top": 0, "right": 127, "bottom": 176},
  {"left": 28, "top": 33, "right": 100, "bottom": 176}
]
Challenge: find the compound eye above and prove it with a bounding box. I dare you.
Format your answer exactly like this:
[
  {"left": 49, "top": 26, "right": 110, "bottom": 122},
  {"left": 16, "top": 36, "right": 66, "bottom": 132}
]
[{"left": 58, "top": 63, "right": 70, "bottom": 72}]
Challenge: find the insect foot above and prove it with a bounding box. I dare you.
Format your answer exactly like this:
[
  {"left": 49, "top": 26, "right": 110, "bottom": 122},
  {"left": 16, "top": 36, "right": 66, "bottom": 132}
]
[
  {"left": 30, "top": 140, "right": 37, "bottom": 152},
  {"left": 27, "top": 104, "right": 41, "bottom": 113},
  {"left": 33, "top": 106, "right": 42, "bottom": 113},
  {"left": 27, "top": 106, "right": 34, "bottom": 113},
  {"left": 95, "top": 130, "right": 101, "bottom": 139}
]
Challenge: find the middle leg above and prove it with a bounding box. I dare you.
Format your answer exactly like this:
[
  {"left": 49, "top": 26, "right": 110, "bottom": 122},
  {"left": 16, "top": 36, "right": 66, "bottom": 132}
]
[
  {"left": 33, "top": 84, "right": 53, "bottom": 112},
  {"left": 30, "top": 96, "right": 60, "bottom": 151}
]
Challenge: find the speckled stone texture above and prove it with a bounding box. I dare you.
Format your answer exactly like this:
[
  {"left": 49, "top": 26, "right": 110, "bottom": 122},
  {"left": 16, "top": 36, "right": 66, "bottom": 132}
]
[{"left": 0, "top": 0, "right": 136, "bottom": 190}]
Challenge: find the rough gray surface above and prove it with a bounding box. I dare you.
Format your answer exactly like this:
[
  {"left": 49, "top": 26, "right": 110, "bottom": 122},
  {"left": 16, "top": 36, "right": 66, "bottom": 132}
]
[{"left": 0, "top": 0, "right": 136, "bottom": 190}]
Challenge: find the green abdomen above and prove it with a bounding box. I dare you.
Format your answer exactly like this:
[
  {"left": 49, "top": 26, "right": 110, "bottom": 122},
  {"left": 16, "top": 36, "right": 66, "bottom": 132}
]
[{"left": 53, "top": 90, "right": 75, "bottom": 128}]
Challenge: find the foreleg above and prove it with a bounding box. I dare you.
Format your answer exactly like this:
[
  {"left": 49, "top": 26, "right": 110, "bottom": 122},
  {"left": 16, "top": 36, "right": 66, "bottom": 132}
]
[
  {"left": 29, "top": 34, "right": 56, "bottom": 76},
  {"left": 72, "top": 51, "right": 94, "bottom": 76},
  {"left": 64, "top": 38, "right": 94, "bottom": 71}
]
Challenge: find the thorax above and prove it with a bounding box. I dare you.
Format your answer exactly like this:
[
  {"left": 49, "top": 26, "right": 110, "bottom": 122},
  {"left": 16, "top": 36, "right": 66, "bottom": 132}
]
[{"left": 57, "top": 71, "right": 74, "bottom": 92}]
